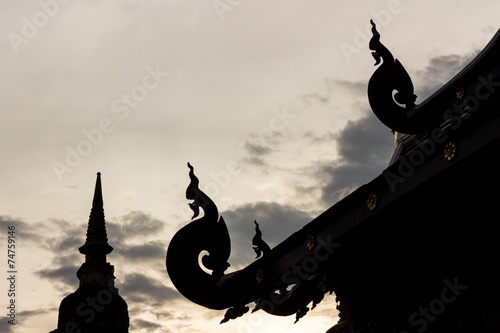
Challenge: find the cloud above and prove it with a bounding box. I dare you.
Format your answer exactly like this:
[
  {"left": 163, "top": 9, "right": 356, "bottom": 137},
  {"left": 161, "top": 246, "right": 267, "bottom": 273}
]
[
  {"left": 0, "top": 321, "right": 14, "bottom": 333},
  {"left": 107, "top": 211, "right": 167, "bottom": 243},
  {"left": 120, "top": 272, "right": 181, "bottom": 304},
  {"left": 239, "top": 139, "right": 272, "bottom": 167},
  {"left": 52, "top": 235, "right": 84, "bottom": 252},
  {"left": 18, "top": 307, "right": 57, "bottom": 321},
  {"left": 300, "top": 77, "right": 336, "bottom": 106},
  {"left": 414, "top": 52, "right": 478, "bottom": 100},
  {"left": 128, "top": 308, "right": 200, "bottom": 333},
  {"left": 335, "top": 114, "right": 393, "bottom": 166},
  {"left": 35, "top": 265, "right": 80, "bottom": 291},
  {"left": 238, "top": 127, "right": 289, "bottom": 170},
  {"left": 314, "top": 114, "right": 394, "bottom": 205},
  {"left": 106, "top": 211, "right": 168, "bottom": 263},
  {"left": 0, "top": 215, "right": 40, "bottom": 243},
  {"left": 116, "top": 240, "right": 166, "bottom": 262},
  {"left": 302, "top": 91, "right": 331, "bottom": 106},
  {"left": 119, "top": 211, "right": 167, "bottom": 236},
  {"left": 300, "top": 77, "right": 368, "bottom": 108}
]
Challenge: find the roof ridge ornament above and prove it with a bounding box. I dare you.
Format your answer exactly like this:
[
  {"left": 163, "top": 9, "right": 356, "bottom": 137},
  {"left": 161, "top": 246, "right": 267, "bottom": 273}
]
[
  {"left": 252, "top": 220, "right": 271, "bottom": 259},
  {"left": 367, "top": 19, "right": 427, "bottom": 134},
  {"left": 368, "top": 21, "right": 500, "bottom": 135},
  {"left": 166, "top": 163, "right": 325, "bottom": 322},
  {"left": 166, "top": 163, "right": 232, "bottom": 308}
]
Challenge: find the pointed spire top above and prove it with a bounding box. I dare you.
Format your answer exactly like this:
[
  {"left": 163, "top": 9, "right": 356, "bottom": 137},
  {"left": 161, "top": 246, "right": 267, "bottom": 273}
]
[
  {"left": 93, "top": 172, "right": 103, "bottom": 208},
  {"left": 79, "top": 172, "right": 113, "bottom": 261}
]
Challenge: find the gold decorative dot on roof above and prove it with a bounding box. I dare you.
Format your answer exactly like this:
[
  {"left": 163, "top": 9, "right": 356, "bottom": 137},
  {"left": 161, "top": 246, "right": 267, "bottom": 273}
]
[
  {"left": 456, "top": 88, "right": 465, "bottom": 100},
  {"left": 255, "top": 268, "right": 263, "bottom": 284},
  {"left": 444, "top": 141, "right": 458, "bottom": 161},
  {"left": 366, "top": 193, "right": 378, "bottom": 211},
  {"left": 306, "top": 234, "right": 315, "bottom": 251}
]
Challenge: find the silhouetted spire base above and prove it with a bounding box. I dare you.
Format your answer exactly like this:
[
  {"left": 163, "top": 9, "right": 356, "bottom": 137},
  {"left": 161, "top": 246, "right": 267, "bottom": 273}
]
[
  {"left": 76, "top": 262, "right": 115, "bottom": 288},
  {"left": 56, "top": 285, "right": 129, "bottom": 333}
]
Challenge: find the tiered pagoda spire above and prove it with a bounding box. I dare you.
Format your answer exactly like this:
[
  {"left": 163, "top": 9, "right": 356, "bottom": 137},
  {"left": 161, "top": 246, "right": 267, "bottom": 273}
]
[
  {"left": 78, "top": 172, "right": 113, "bottom": 264},
  {"left": 52, "top": 173, "right": 129, "bottom": 333}
]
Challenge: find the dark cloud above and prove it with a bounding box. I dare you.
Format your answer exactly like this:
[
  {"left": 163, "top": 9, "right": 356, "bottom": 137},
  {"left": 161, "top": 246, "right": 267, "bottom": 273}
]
[
  {"left": 301, "top": 77, "right": 367, "bottom": 108},
  {"left": 116, "top": 240, "right": 166, "bottom": 262},
  {"left": 18, "top": 307, "right": 57, "bottom": 321},
  {"left": 302, "top": 91, "right": 331, "bottom": 106},
  {"left": 32, "top": 221, "right": 86, "bottom": 291},
  {"left": 104, "top": 211, "right": 168, "bottom": 264},
  {"left": 36, "top": 265, "right": 79, "bottom": 290},
  {"left": 221, "top": 201, "right": 313, "bottom": 268},
  {"left": 314, "top": 114, "right": 394, "bottom": 205},
  {"left": 52, "top": 253, "right": 81, "bottom": 267},
  {"left": 107, "top": 211, "right": 167, "bottom": 244},
  {"left": 53, "top": 235, "right": 84, "bottom": 252},
  {"left": 332, "top": 79, "right": 366, "bottom": 96},
  {"left": 0, "top": 215, "right": 39, "bottom": 243},
  {"left": 414, "top": 52, "right": 478, "bottom": 100},
  {"left": 239, "top": 140, "right": 272, "bottom": 167},
  {"left": 335, "top": 114, "right": 394, "bottom": 165},
  {"left": 0, "top": 321, "right": 14, "bottom": 333},
  {"left": 301, "top": 77, "right": 336, "bottom": 106},
  {"left": 239, "top": 131, "right": 285, "bottom": 170},
  {"left": 120, "top": 272, "right": 181, "bottom": 304},
  {"left": 38, "top": 219, "right": 86, "bottom": 253},
  {"left": 154, "top": 311, "right": 174, "bottom": 321},
  {"left": 119, "top": 211, "right": 166, "bottom": 236},
  {"left": 242, "top": 140, "right": 272, "bottom": 156}
]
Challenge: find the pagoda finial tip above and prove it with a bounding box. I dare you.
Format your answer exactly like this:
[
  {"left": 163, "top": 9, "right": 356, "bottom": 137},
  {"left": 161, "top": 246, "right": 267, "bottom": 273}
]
[{"left": 92, "top": 172, "right": 103, "bottom": 208}]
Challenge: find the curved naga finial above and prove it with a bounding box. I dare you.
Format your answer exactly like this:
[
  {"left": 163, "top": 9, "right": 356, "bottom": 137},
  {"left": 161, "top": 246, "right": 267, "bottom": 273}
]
[
  {"left": 368, "top": 20, "right": 433, "bottom": 134},
  {"left": 252, "top": 220, "right": 271, "bottom": 259},
  {"left": 167, "top": 163, "right": 325, "bottom": 321},
  {"left": 166, "top": 163, "right": 231, "bottom": 308}
]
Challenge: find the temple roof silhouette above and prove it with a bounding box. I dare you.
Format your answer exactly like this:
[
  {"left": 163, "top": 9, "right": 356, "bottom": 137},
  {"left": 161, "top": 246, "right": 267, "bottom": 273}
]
[{"left": 166, "top": 24, "right": 500, "bottom": 332}]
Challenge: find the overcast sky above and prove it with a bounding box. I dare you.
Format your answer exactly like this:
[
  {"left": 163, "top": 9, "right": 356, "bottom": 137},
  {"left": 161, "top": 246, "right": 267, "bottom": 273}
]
[{"left": 0, "top": 1, "right": 499, "bottom": 332}]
